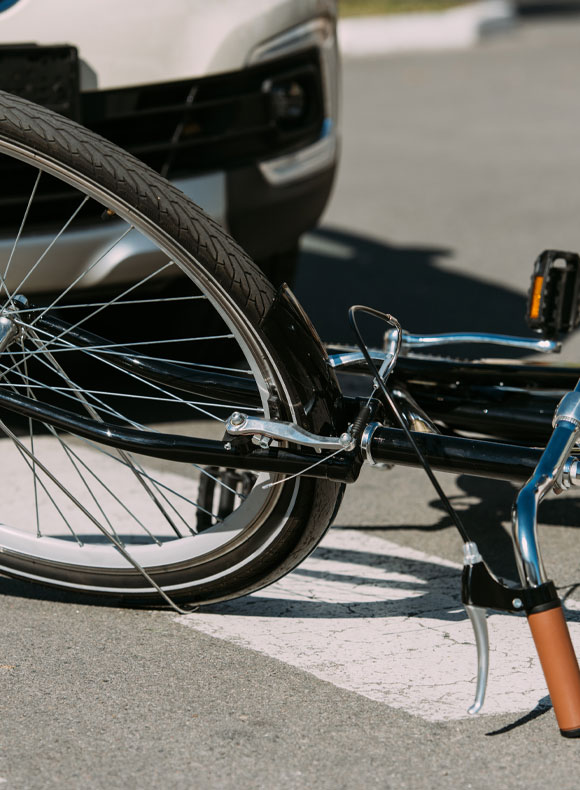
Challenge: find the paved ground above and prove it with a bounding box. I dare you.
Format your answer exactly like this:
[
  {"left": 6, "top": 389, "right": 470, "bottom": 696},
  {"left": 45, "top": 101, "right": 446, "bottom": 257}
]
[{"left": 4, "top": 17, "right": 580, "bottom": 790}]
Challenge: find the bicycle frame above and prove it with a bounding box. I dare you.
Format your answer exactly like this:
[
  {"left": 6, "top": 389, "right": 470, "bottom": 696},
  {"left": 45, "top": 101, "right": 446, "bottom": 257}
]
[{"left": 0, "top": 292, "right": 569, "bottom": 485}]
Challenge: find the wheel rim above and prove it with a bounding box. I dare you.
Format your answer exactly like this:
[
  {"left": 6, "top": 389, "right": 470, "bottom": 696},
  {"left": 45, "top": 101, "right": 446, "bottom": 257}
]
[{"left": 0, "top": 132, "right": 296, "bottom": 594}]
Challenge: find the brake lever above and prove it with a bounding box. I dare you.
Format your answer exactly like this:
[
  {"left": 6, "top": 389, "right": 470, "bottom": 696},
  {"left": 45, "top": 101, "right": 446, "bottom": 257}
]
[
  {"left": 464, "top": 603, "right": 489, "bottom": 715},
  {"left": 461, "top": 541, "right": 559, "bottom": 717},
  {"left": 462, "top": 543, "right": 490, "bottom": 715}
]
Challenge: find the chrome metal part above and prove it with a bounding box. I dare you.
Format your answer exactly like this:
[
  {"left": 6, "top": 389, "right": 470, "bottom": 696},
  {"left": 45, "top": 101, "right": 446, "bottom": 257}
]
[
  {"left": 225, "top": 413, "right": 356, "bottom": 453},
  {"left": 360, "top": 421, "right": 382, "bottom": 466},
  {"left": 328, "top": 350, "right": 384, "bottom": 369},
  {"left": 464, "top": 604, "right": 489, "bottom": 715},
  {"left": 381, "top": 328, "right": 398, "bottom": 380},
  {"left": 512, "top": 382, "right": 580, "bottom": 588},
  {"left": 555, "top": 456, "right": 580, "bottom": 494},
  {"left": 329, "top": 316, "right": 401, "bottom": 391},
  {"left": 391, "top": 388, "right": 439, "bottom": 434},
  {"left": 384, "top": 329, "right": 560, "bottom": 355},
  {"left": 463, "top": 542, "right": 489, "bottom": 715},
  {"left": 553, "top": 391, "right": 580, "bottom": 429},
  {"left": 0, "top": 314, "right": 20, "bottom": 353},
  {"left": 251, "top": 434, "right": 272, "bottom": 449}
]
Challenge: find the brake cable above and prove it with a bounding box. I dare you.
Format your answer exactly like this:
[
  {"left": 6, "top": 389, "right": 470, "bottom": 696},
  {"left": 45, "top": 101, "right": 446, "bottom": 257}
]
[{"left": 348, "top": 305, "right": 471, "bottom": 544}]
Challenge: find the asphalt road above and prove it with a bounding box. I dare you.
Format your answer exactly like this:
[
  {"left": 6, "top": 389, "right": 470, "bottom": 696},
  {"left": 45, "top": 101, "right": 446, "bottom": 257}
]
[{"left": 5, "top": 18, "right": 580, "bottom": 790}]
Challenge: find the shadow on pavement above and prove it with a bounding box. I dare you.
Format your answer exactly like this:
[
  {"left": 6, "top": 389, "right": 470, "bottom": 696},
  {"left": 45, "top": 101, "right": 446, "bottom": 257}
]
[
  {"left": 196, "top": 536, "right": 580, "bottom": 623},
  {"left": 339, "top": 474, "right": 580, "bottom": 582},
  {"left": 294, "top": 227, "right": 531, "bottom": 352},
  {"left": 485, "top": 696, "right": 553, "bottom": 736},
  {"left": 0, "top": 226, "right": 570, "bottom": 607}
]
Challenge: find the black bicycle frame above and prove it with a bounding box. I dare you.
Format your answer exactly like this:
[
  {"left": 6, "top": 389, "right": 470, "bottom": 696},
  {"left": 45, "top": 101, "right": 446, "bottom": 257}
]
[{"left": 0, "top": 310, "right": 572, "bottom": 487}]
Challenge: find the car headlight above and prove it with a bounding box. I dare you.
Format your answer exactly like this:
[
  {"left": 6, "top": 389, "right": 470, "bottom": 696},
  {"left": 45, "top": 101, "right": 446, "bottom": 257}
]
[
  {"left": 248, "top": 16, "right": 339, "bottom": 186},
  {"left": 249, "top": 16, "right": 339, "bottom": 131}
]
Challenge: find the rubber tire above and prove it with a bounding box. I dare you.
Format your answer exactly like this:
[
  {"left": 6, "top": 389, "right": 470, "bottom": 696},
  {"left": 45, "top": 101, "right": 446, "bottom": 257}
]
[{"left": 0, "top": 91, "right": 343, "bottom": 605}]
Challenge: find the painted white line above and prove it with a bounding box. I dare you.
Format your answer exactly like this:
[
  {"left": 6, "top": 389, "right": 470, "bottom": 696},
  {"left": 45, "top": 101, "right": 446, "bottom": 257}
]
[
  {"left": 177, "top": 529, "right": 579, "bottom": 722},
  {"left": 338, "top": 0, "right": 515, "bottom": 57}
]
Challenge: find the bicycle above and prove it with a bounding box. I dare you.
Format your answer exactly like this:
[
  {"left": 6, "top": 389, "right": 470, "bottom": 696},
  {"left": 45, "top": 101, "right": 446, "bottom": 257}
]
[{"left": 1, "top": 91, "right": 580, "bottom": 737}]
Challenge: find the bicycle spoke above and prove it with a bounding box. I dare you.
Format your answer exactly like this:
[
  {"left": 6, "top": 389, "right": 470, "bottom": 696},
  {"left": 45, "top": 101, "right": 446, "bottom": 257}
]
[
  {"left": 76, "top": 437, "right": 223, "bottom": 520},
  {"left": 27, "top": 342, "right": 246, "bottom": 505},
  {"left": 21, "top": 295, "right": 208, "bottom": 312},
  {"left": 0, "top": 355, "right": 143, "bottom": 425},
  {"left": 0, "top": 381, "right": 262, "bottom": 413},
  {"left": 28, "top": 323, "right": 229, "bottom": 422},
  {"left": 0, "top": 411, "right": 199, "bottom": 611},
  {"left": 4, "top": 336, "right": 252, "bottom": 374},
  {"left": 10, "top": 339, "right": 177, "bottom": 544},
  {"left": 12, "top": 196, "right": 90, "bottom": 295},
  {"left": 0, "top": 316, "right": 250, "bottom": 527},
  {"left": 10, "top": 331, "right": 236, "bottom": 352},
  {"left": 27, "top": 334, "right": 193, "bottom": 539},
  {"left": 27, "top": 258, "right": 173, "bottom": 349},
  {"left": 3, "top": 169, "right": 42, "bottom": 298},
  {"left": 1, "top": 356, "right": 83, "bottom": 545},
  {"left": 0, "top": 352, "right": 221, "bottom": 525},
  {"left": 28, "top": 331, "right": 227, "bottom": 523},
  {"left": 22, "top": 223, "right": 136, "bottom": 321},
  {"left": 20, "top": 341, "right": 41, "bottom": 537},
  {"left": 0, "top": 258, "right": 176, "bottom": 393},
  {"left": 115, "top": 453, "right": 197, "bottom": 536},
  {"left": 8, "top": 439, "right": 84, "bottom": 546}
]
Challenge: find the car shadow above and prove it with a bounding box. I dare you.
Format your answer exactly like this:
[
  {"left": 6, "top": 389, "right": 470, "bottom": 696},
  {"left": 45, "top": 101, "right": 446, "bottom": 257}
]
[{"left": 294, "top": 226, "right": 532, "bottom": 355}]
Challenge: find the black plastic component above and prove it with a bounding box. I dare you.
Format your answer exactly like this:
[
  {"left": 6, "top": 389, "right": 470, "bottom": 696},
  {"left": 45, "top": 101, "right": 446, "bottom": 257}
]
[
  {"left": 526, "top": 249, "right": 580, "bottom": 338},
  {"left": 0, "top": 44, "right": 80, "bottom": 119},
  {"left": 260, "top": 285, "right": 346, "bottom": 436},
  {"left": 0, "top": 48, "right": 329, "bottom": 238},
  {"left": 560, "top": 727, "right": 580, "bottom": 739},
  {"left": 462, "top": 560, "right": 559, "bottom": 614},
  {"left": 81, "top": 49, "right": 325, "bottom": 179}
]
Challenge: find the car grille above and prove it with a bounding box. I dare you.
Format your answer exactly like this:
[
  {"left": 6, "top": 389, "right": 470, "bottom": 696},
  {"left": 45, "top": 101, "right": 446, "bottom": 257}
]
[{"left": 0, "top": 49, "right": 325, "bottom": 231}]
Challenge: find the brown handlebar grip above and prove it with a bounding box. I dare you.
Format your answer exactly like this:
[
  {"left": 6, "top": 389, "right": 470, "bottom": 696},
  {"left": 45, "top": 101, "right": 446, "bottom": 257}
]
[{"left": 528, "top": 603, "right": 580, "bottom": 737}]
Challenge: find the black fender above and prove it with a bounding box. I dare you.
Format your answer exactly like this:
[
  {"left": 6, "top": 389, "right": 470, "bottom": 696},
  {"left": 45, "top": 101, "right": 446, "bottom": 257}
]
[{"left": 259, "top": 284, "right": 346, "bottom": 437}]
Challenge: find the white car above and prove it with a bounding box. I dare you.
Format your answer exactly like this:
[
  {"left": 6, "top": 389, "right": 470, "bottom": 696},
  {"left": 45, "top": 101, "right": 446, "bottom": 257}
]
[{"left": 0, "top": 0, "right": 339, "bottom": 288}]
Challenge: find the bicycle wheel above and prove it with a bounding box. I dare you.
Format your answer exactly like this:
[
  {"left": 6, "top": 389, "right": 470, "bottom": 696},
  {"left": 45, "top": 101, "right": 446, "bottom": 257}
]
[{"left": 0, "top": 91, "right": 343, "bottom": 604}]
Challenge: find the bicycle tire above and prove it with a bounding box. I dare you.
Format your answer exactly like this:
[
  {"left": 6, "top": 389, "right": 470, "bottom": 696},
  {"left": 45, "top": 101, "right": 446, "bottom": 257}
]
[{"left": 0, "top": 91, "right": 343, "bottom": 604}]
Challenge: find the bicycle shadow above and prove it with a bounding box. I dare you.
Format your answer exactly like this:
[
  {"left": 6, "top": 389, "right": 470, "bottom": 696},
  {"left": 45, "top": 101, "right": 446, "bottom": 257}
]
[
  {"left": 197, "top": 471, "right": 580, "bottom": 622},
  {"left": 194, "top": 543, "right": 580, "bottom": 627},
  {"left": 2, "top": 475, "right": 580, "bottom": 615},
  {"left": 341, "top": 474, "right": 580, "bottom": 582},
  {"left": 295, "top": 226, "right": 532, "bottom": 355}
]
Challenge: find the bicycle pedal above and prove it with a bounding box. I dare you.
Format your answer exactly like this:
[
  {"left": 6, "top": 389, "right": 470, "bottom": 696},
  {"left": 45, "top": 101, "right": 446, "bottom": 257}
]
[{"left": 527, "top": 249, "right": 580, "bottom": 338}]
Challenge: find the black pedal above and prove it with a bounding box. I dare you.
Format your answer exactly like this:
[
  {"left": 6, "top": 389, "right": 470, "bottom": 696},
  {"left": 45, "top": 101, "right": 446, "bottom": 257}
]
[{"left": 526, "top": 250, "right": 580, "bottom": 338}]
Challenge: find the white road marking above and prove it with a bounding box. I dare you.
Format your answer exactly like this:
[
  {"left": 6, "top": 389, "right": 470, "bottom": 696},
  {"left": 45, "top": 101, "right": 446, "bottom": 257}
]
[{"left": 177, "top": 529, "right": 579, "bottom": 722}]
